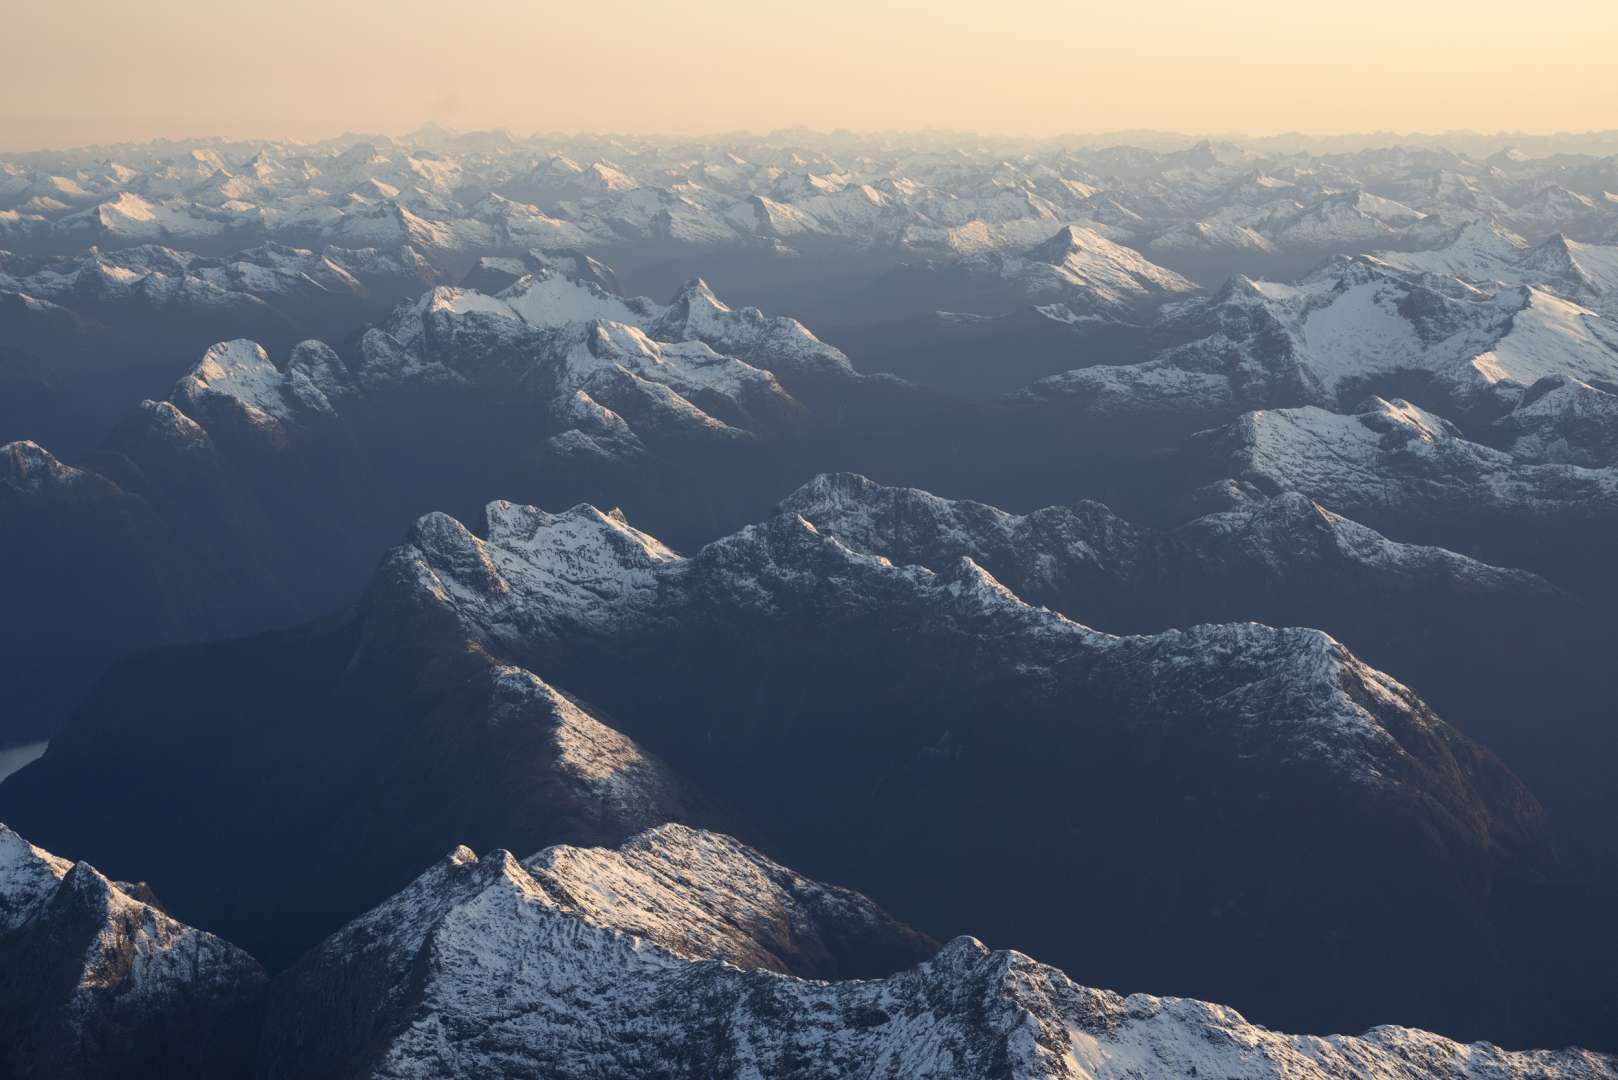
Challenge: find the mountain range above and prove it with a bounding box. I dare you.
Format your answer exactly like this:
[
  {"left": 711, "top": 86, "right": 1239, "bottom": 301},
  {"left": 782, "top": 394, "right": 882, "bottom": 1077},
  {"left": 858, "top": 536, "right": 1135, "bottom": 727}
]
[
  {"left": 3, "top": 819, "right": 1614, "bottom": 1079},
  {"left": 6, "top": 479, "right": 1615, "bottom": 1048},
  {"left": 4, "top": 130, "right": 1618, "bottom": 1075}
]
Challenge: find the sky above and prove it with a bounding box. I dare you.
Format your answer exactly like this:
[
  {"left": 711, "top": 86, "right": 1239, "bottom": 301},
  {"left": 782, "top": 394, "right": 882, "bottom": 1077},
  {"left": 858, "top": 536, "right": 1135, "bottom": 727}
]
[{"left": 5, "top": 0, "right": 1616, "bottom": 150}]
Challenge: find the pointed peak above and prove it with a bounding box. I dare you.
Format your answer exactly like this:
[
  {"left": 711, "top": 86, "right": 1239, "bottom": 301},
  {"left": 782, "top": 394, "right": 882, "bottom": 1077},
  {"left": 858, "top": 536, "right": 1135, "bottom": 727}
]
[
  {"left": 465, "top": 497, "right": 680, "bottom": 588},
  {"left": 135, "top": 397, "right": 209, "bottom": 439},
  {"left": 0, "top": 822, "right": 72, "bottom": 886},
  {"left": 667, "top": 276, "right": 724, "bottom": 311},
  {"left": 406, "top": 509, "right": 480, "bottom": 552},
  {"left": 196, "top": 338, "right": 274, "bottom": 375},
  {"left": 1220, "top": 490, "right": 1344, "bottom": 536},
  {"left": 1026, "top": 223, "right": 1096, "bottom": 264},
  {"left": 929, "top": 934, "right": 995, "bottom": 967},
  {"left": 585, "top": 318, "right": 657, "bottom": 359},
  {"left": 780, "top": 471, "right": 881, "bottom": 511},
  {"left": 1359, "top": 396, "right": 1458, "bottom": 441},
  {"left": 1, "top": 439, "right": 85, "bottom": 493},
  {"left": 1214, "top": 274, "right": 1269, "bottom": 302},
  {"left": 1537, "top": 231, "right": 1577, "bottom": 255},
  {"left": 1515, "top": 233, "right": 1598, "bottom": 289},
  {"left": 472, "top": 847, "right": 523, "bottom": 876},
  {"left": 61, "top": 859, "right": 117, "bottom": 901},
  {"left": 936, "top": 556, "right": 1024, "bottom": 611},
  {"left": 1, "top": 438, "right": 59, "bottom": 467}
]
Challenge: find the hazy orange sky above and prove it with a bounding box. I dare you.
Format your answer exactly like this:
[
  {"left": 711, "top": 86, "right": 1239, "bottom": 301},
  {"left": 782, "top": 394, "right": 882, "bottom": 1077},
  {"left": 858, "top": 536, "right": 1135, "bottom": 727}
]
[{"left": 5, "top": 0, "right": 1616, "bottom": 150}]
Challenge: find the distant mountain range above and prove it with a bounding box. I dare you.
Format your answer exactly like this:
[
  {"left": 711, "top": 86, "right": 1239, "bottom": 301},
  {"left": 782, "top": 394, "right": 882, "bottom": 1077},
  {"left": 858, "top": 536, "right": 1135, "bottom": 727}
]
[{"left": 5, "top": 132, "right": 1615, "bottom": 270}]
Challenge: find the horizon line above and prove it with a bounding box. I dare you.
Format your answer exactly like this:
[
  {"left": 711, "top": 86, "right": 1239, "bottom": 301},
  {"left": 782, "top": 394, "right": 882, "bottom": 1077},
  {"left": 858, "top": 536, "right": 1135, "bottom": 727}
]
[{"left": 5, "top": 123, "right": 1618, "bottom": 158}]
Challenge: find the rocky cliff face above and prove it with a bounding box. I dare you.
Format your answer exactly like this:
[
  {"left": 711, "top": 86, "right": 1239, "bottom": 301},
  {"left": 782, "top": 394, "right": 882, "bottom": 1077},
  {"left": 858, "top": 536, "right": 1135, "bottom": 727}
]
[
  {"left": 0, "top": 824, "right": 266, "bottom": 1080},
  {"left": 257, "top": 828, "right": 1618, "bottom": 1080}
]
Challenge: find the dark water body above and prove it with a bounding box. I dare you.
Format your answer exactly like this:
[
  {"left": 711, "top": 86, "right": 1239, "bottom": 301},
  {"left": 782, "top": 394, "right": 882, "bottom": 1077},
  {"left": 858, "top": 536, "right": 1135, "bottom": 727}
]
[{"left": 0, "top": 741, "right": 47, "bottom": 784}]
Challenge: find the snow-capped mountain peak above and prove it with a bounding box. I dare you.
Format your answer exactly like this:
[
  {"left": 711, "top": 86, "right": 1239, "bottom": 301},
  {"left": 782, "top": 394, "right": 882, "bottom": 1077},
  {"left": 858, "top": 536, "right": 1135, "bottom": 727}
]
[
  {"left": 0, "top": 822, "right": 71, "bottom": 931},
  {"left": 0, "top": 823, "right": 267, "bottom": 1078},
  {"left": 257, "top": 825, "right": 1616, "bottom": 1080}
]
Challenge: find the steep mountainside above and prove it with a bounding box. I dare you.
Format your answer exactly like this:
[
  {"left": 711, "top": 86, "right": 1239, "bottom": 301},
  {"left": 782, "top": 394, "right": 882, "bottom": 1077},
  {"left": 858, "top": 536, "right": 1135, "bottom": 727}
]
[
  {"left": 259, "top": 827, "right": 937, "bottom": 1079},
  {"left": 257, "top": 831, "right": 1618, "bottom": 1080},
  {"left": 0, "top": 824, "right": 266, "bottom": 1080},
  {"left": 779, "top": 473, "right": 1618, "bottom": 864},
  {"left": 5, "top": 489, "right": 1599, "bottom": 1045},
  {"left": 1170, "top": 396, "right": 1618, "bottom": 595},
  {"left": 0, "top": 438, "right": 244, "bottom": 741},
  {"left": 0, "top": 535, "right": 721, "bottom": 965}
]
